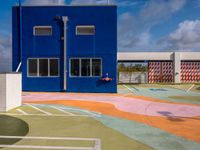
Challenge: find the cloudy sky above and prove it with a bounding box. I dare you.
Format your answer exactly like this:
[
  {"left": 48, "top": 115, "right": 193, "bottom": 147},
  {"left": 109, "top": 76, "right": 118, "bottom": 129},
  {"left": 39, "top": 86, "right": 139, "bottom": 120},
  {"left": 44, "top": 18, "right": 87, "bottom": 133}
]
[{"left": 0, "top": 0, "right": 200, "bottom": 71}]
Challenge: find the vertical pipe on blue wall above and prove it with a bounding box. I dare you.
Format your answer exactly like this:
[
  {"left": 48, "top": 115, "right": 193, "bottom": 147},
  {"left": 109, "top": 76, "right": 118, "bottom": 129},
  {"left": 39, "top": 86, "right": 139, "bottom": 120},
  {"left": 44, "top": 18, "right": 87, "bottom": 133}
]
[
  {"left": 62, "top": 16, "right": 68, "bottom": 91},
  {"left": 16, "top": 0, "right": 22, "bottom": 72}
]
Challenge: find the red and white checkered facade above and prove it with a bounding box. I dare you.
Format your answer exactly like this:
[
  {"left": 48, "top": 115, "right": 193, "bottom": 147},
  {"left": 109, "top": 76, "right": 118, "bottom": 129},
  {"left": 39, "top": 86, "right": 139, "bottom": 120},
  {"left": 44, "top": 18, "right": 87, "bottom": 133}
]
[
  {"left": 181, "top": 61, "right": 200, "bottom": 82},
  {"left": 148, "top": 62, "right": 173, "bottom": 83}
]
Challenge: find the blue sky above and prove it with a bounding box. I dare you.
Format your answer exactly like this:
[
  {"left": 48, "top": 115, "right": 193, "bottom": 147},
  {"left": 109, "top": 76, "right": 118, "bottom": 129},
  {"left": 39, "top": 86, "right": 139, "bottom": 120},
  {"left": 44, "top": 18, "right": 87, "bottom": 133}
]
[{"left": 0, "top": 0, "right": 200, "bottom": 71}]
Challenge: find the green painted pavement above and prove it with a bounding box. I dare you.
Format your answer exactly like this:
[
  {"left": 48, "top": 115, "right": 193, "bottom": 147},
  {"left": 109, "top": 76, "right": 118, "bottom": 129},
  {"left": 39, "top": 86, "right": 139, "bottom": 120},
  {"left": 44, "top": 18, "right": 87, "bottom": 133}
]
[
  {"left": 126, "top": 85, "right": 200, "bottom": 104},
  {"left": 56, "top": 105, "right": 200, "bottom": 150}
]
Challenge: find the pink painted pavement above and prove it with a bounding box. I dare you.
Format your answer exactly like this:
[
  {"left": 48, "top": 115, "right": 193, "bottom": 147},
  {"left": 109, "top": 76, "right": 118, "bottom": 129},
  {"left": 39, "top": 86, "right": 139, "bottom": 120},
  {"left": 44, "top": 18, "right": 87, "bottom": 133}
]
[{"left": 23, "top": 93, "right": 200, "bottom": 117}]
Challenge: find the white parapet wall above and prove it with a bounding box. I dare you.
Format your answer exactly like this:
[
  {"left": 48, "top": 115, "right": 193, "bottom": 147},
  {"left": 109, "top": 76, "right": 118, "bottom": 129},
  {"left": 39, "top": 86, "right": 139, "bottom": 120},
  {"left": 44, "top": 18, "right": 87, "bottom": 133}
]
[{"left": 0, "top": 73, "right": 22, "bottom": 111}]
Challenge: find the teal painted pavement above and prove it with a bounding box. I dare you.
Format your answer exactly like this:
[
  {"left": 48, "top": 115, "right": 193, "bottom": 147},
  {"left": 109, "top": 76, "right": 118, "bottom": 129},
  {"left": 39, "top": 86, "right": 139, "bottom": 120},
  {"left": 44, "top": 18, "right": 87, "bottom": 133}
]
[
  {"left": 125, "top": 85, "right": 200, "bottom": 104},
  {"left": 36, "top": 104, "right": 200, "bottom": 150}
]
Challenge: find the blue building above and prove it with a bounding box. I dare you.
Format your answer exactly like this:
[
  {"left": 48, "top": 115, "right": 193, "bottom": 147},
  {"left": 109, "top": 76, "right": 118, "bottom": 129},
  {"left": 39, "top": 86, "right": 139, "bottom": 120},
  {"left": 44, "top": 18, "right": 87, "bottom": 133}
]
[{"left": 12, "top": 5, "right": 117, "bottom": 93}]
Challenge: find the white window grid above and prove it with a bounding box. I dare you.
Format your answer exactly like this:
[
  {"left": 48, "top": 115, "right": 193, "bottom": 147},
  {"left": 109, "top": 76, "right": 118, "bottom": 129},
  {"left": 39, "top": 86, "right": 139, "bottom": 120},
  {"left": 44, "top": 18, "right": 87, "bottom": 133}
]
[
  {"left": 69, "top": 58, "right": 102, "bottom": 77},
  {"left": 27, "top": 58, "right": 60, "bottom": 78}
]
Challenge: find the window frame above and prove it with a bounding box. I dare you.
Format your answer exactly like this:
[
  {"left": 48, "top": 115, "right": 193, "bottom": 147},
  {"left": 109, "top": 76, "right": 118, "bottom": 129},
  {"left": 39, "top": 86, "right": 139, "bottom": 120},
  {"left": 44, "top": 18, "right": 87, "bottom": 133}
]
[
  {"left": 69, "top": 58, "right": 102, "bottom": 78},
  {"left": 27, "top": 58, "right": 60, "bottom": 78},
  {"left": 76, "top": 25, "right": 95, "bottom": 35},
  {"left": 69, "top": 58, "right": 80, "bottom": 77},
  {"left": 33, "top": 26, "right": 53, "bottom": 36},
  {"left": 92, "top": 59, "right": 102, "bottom": 77}
]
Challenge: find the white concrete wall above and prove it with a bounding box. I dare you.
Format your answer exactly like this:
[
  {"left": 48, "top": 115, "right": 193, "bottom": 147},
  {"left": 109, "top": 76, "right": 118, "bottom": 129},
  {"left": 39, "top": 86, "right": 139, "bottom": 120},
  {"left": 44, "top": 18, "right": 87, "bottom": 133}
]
[
  {"left": 0, "top": 74, "right": 6, "bottom": 111},
  {"left": 0, "top": 73, "right": 22, "bottom": 111},
  {"left": 118, "top": 52, "right": 173, "bottom": 61},
  {"left": 174, "top": 52, "right": 181, "bottom": 83},
  {"left": 180, "top": 52, "right": 200, "bottom": 60},
  {"left": 118, "top": 52, "right": 200, "bottom": 61}
]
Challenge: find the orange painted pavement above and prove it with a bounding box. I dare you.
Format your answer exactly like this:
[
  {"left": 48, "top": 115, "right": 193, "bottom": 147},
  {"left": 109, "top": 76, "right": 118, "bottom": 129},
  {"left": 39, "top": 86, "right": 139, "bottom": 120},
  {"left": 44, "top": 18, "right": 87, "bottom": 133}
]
[
  {"left": 23, "top": 92, "right": 200, "bottom": 106},
  {"left": 28, "top": 99, "right": 200, "bottom": 143}
]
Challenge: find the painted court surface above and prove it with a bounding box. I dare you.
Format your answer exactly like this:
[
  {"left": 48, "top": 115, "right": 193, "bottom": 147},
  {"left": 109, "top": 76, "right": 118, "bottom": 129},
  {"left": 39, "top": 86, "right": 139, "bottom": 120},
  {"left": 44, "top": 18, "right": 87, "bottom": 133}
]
[{"left": 0, "top": 84, "right": 200, "bottom": 150}]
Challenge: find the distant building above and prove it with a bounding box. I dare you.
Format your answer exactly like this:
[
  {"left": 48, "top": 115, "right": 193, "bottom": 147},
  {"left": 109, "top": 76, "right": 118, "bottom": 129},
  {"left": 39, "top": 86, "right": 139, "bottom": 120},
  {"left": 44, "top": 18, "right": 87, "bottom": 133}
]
[{"left": 12, "top": 5, "right": 117, "bottom": 93}]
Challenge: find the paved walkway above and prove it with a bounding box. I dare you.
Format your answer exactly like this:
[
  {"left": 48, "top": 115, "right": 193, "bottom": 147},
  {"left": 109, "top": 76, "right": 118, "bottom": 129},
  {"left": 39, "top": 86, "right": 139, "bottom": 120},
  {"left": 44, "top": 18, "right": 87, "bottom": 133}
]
[
  {"left": 23, "top": 92, "right": 200, "bottom": 117},
  {"left": 23, "top": 92, "right": 200, "bottom": 143}
]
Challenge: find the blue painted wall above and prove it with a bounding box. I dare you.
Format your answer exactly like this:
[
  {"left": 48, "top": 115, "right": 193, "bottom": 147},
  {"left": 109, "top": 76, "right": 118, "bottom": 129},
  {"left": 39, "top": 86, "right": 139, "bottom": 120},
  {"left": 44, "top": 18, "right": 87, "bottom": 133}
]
[{"left": 12, "top": 6, "right": 117, "bottom": 93}]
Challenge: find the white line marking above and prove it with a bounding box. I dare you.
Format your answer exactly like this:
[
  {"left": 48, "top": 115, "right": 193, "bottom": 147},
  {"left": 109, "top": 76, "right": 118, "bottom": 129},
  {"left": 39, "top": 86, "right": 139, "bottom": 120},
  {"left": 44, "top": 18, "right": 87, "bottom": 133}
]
[
  {"left": 0, "top": 113, "right": 88, "bottom": 117},
  {"left": 0, "top": 136, "right": 101, "bottom": 150},
  {"left": 16, "top": 109, "right": 28, "bottom": 115},
  {"left": 61, "top": 107, "right": 101, "bottom": 117},
  {"left": 0, "top": 135, "right": 99, "bottom": 141},
  {"left": 186, "top": 84, "right": 195, "bottom": 93},
  {"left": 50, "top": 106, "right": 75, "bottom": 116},
  {"left": 123, "top": 85, "right": 135, "bottom": 93},
  {"left": 25, "top": 103, "right": 52, "bottom": 115},
  {"left": 94, "top": 139, "right": 101, "bottom": 150},
  {"left": 0, "top": 145, "right": 94, "bottom": 150}
]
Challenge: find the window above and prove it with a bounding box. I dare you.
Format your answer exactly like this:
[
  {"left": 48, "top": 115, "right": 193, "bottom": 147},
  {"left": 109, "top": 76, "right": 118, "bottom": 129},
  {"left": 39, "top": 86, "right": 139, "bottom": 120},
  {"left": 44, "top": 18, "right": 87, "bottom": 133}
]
[
  {"left": 92, "top": 59, "right": 101, "bottom": 76},
  {"left": 81, "top": 59, "right": 90, "bottom": 76},
  {"left": 76, "top": 26, "right": 95, "bottom": 35},
  {"left": 50, "top": 59, "right": 59, "bottom": 76},
  {"left": 70, "top": 58, "right": 102, "bottom": 77},
  {"left": 28, "top": 59, "right": 37, "bottom": 76},
  {"left": 34, "top": 26, "right": 52, "bottom": 36},
  {"left": 28, "top": 58, "right": 59, "bottom": 77},
  {"left": 70, "top": 59, "right": 80, "bottom": 76},
  {"left": 39, "top": 59, "right": 48, "bottom": 76}
]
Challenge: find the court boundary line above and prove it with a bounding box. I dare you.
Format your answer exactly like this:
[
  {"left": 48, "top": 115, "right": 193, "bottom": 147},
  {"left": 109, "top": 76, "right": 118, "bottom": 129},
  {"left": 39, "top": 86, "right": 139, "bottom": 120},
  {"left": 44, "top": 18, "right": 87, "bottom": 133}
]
[
  {"left": 186, "top": 84, "right": 195, "bottom": 93},
  {"left": 24, "top": 104, "right": 101, "bottom": 117},
  {"left": 16, "top": 108, "right": 28, "bottom": 115},
  {"left": 0, "top": 135, "right": 101, "bottom": 150},
  {"left": 60, "top": 107, "right": 101, "bottom": 117},
  {"left": 50, "top": 106, "right": 75, "bottom": 116},
  {"left": 0, "top": 113, "right": 89, "bottom": 117},
  {"left": 123, "top": 85, "right": 135, "bottom": 93},
  {"left": 25, "top": 103, "right": 52, "bottom": 115}
]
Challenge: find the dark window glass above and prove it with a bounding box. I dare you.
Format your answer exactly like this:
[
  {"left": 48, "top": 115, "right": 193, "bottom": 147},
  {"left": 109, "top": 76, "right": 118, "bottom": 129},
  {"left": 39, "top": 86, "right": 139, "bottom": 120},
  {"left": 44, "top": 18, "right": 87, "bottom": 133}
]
[
  {"left": 76, "top": 26, "right": 95, "bottom": 35},
  {"left": 34, "top": 27, "right": 52, "bottom": 36},
  {"left": 92, "top": 59, "right": 101, "bottom": 76},
  {"left": 81, "top": 59, "right": 91, "bottom": 76},
  {"left": 39, "top": 59, "right": 48, "bottom": 76},
  {"left": 70, "top": 59, "right": 80, "bottom": 76},
  {"left": 50, "top": 59, "right": 59, "bottom": 76},
  {"left": 28, "top": 59, "right": 37, "bottom": 76}
]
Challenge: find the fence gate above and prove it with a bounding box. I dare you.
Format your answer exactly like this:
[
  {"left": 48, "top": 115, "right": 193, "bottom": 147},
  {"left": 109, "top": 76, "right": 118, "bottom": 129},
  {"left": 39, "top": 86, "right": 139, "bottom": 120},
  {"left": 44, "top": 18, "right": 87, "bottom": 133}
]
[
  {"left": 181, "top": 61, "right": 200, "bottom": 82},
  {"left": 118, "top": 72, "right": 148, "bottom": 83},
  {"left": 148, "top": 62, "right": 173, "bottom": 83}
]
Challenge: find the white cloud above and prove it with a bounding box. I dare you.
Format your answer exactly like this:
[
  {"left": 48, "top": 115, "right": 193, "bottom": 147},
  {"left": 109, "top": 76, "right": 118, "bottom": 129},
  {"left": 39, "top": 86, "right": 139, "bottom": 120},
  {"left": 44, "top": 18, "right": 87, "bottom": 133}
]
[
  {"left": 139, "top": 0, "right": 186, "bottom": 29},
  {"left": 114, "top": 0, "right": 141, "bottom": 6},
  {"left": 70, "top": 0, "right": 139, "bottom": 6},
  {"left": 158, "top": 20, "right": 200, "bottom": 51},
  {"left": 0, "top": 35, "right": 12, "bottom": 72},
  {"left": 118, "top": 12, "right": 138, "bottom": 48},
  {"left": 23, "top": 0, "right": 65, "bottom": 5},
  {"left": 71, "top": 0, "right": 110, "bottom": 5},
  {"left": 118, "top": 0, "right": 186, "bottom": 51}
]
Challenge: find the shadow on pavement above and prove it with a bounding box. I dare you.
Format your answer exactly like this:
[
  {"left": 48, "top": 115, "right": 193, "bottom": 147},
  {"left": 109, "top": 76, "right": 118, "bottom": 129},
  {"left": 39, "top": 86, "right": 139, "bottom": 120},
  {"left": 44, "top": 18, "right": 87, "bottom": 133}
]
[{"left": 0, "top": 115, "right": 29, "bottom": 147}]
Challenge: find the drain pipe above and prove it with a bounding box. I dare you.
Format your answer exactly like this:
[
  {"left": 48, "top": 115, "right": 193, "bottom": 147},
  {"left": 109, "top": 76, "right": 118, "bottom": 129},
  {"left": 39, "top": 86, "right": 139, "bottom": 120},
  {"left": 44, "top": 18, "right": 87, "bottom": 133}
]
[
  {"left": 16, "top": 0, "right": 22, "bottom": 72},
  {"left": 62, "top": 16, "right": 68, "bottom": 91}
]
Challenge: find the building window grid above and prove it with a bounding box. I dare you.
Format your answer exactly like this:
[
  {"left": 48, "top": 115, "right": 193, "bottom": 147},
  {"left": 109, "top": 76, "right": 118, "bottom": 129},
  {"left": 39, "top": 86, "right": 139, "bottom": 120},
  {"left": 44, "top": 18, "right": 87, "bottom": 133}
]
[
  {"left": 76, "top": 25, "right": 95, "bottom": 35},
  {"left": 70, "top": 58, "right": 102, "bottom": 77},
  {"left": 27, "top": 58, "right": 59, "bottom": 77},
  {"left": 33, "top": 26, "right": 52, "bottom": 36}
]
